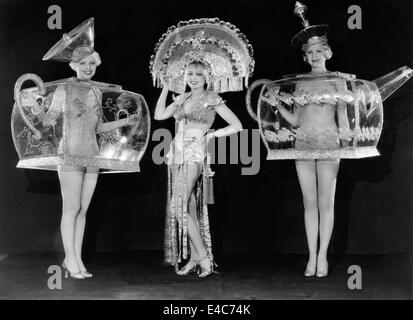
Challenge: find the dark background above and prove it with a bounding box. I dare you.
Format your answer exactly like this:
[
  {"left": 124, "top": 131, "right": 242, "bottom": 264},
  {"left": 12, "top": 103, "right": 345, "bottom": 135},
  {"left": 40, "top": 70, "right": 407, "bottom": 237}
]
[{"left": 0, "top": 0, "right": 412, "bottom": 258}]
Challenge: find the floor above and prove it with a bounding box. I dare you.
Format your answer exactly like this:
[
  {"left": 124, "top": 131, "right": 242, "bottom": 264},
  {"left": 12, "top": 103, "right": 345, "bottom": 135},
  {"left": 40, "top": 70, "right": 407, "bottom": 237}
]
[{"left": 0, "top": 251, "right": 411, "bottom": 300}]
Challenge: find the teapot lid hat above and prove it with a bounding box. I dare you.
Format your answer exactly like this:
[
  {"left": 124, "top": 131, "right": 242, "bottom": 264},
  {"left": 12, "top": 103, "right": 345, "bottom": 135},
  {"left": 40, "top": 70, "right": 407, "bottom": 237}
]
[
  {"left": 290, "top": 2, "right": 329, "bottom": 51},
  {"left": 43, "top": 18, "right": 95, "bottom": 62}
]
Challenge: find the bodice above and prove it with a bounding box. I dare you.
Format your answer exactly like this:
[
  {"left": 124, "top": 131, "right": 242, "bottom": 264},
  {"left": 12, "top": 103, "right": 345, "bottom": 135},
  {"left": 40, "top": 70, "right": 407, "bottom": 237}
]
[{"left": 173, "top": 90, "right": 224, "bottom": 126}]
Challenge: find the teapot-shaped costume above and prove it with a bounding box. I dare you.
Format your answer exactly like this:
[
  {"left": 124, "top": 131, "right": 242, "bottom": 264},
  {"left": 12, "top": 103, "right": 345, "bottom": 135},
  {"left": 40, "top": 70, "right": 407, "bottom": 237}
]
[
  {"left": 246, "top": 2, "right": 413, "bottom": 160},
  {"left": 150, "top": 18, "right": 254, "bottom": 267},
  {"left": 12, "top": 18, "right": 150, "bottom": 172}
]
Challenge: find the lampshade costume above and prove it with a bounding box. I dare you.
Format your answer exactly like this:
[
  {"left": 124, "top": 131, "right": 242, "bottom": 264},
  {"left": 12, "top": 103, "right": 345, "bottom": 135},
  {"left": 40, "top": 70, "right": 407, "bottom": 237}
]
[
  {"left": 150, "top": 18, "right": 254, "bottom": 268},
  {"left": 246, "top": 2, "right": 413, "bottom": 160},
  {"left": 12, "top": 18, "right": 150, "bottom": 172}
]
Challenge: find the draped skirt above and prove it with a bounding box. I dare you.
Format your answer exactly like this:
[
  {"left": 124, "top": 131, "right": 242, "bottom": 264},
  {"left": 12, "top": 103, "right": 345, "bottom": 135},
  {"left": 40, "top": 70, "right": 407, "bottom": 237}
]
[{"left": 164, "top": 134, "right": 214, "bottom": 269}]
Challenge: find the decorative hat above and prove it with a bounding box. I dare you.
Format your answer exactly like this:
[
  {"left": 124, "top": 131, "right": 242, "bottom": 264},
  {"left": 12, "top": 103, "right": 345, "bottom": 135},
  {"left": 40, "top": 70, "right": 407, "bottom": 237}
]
[
  {"left": 43, "top": 18, "right": 95, "bottom": 62},
  {"left": 149, "top": 18, "right": 254, "bottom": 94},
  {"left": 291, "top": 2, "right": 329, "bottom": 52}
]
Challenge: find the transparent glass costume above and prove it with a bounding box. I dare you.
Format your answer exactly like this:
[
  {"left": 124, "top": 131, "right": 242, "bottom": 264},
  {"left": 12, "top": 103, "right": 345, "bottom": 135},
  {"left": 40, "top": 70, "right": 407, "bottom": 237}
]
[
  {"left": 12, "top": 75, "right": 150, "bottom": 172},
  {"left": 12, "top": 17, "right": 150, "bottom": 173},
  {"left": 247, "top": 68, "right": 412, "bottom": 160},
  {"left": 246, "top": 0, "right": 412, "bottom": 160}
]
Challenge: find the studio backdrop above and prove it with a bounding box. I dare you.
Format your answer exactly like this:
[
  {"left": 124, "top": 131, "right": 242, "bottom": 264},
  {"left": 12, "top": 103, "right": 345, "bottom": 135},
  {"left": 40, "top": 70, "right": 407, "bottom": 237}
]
[{"left": 0, "top": 0, "right": 412, "bottom": 255}]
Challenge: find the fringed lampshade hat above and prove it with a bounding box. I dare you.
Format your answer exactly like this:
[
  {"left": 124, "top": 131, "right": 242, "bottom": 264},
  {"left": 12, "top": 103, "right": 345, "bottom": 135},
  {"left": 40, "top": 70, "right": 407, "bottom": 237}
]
[{"left": 149, "top": 18, "right": 255, "bottom": 94}]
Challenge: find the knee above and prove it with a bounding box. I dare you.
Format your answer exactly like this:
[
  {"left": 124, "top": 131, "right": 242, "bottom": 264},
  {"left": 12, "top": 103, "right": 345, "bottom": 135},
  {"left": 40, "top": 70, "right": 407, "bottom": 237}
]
[
  {"left": 187, "top": 194, "right": 196, "bottom": 213},
  {"left": 318, "top": 196, "right": 334, "bottom": 215},
  {"left": 302, "top": 195, "right": 318, "bottom": 212},
  {"left": 77, "top": 207, "right": 87, "bottom": 218},
  {"left": 62, "top": 203, "right": 81, "bottom": 216}
]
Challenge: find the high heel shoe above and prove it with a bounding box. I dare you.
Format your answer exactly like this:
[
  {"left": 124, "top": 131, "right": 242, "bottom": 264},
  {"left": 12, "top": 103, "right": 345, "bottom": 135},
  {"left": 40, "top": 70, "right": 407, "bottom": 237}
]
[
  {"left": 198, "top": 256, "right": 216, "bottom": 278},
  {"left": 304, "top": 268, "right": 316, "bottom": 277},
  {"left": 304, "top": 260, "right": 316, "bottom": 277},
  {"left": 80, "top": 270, "right": 93, "bottom": 278},
  {"left": 176, "top": 260, "right": 199, "bottom": 275},
  {"left": 316, "top": 260, "right": 329, "bottom": 278},
  {"left": 61, "top": 262, "right": 85, "bottom": 279}
]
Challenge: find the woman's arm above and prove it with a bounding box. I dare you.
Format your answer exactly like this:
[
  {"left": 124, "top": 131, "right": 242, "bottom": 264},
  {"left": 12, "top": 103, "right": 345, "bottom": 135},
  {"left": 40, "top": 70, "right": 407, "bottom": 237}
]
[
  {"left": 261, "top": 95, "right": 301, "bottom": 127},
  {"left": 337, "top": 100, "right": 351, "bottom": 144},
  {"left": 96, "top": 114, "right": 140, "bottom": 134},
  {"left": 96, "top": 118, "right": 127, "bottom": 134},
  {"left": 154, "top": 86, "right": 180, "bottom": 120},
  {"left": 208, "top": 103, "right": 243, "bottom": 138},
  {"left": 275, "top": 103, "right": 302, "bottom": 127},
  {"left": 337, "top": 101, "right": 349, "bottom": 130},
  {"left": 94, "top": 88, "right": 140, "bottom": 133}
]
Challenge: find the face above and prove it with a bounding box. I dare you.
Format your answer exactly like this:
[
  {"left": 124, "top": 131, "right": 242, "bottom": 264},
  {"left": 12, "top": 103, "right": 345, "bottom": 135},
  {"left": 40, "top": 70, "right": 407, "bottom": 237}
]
[
  {"left": 73, "top": 55, "right": 98, "bottom": 80},
  {"left": 185, "top": 65, "right": 206, "bottom": 89},
  {"left": 304, "top": 44, "right": 327, "bottom": 68}
]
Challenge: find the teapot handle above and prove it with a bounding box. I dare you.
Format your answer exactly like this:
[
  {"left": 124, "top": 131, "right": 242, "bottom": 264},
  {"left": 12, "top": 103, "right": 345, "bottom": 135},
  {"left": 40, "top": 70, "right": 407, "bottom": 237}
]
[
  {"left": 245, "top": 79, "right": 271, "bottom": 122},
  {"left": 14, "top": 73, "right": 46, "bottom": 140}
]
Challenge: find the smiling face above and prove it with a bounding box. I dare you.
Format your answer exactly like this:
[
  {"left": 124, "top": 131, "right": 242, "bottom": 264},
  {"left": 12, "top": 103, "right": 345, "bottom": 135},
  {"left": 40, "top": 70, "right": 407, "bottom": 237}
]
[
  {"left": 185, "top": 64, "right": 207, "bottom": 90},
  {"left": 304, "top": 43, "right": 329, "bottom": 70},
  {"left": 71, "top": 55, "right": 99, "bottom": 80}
]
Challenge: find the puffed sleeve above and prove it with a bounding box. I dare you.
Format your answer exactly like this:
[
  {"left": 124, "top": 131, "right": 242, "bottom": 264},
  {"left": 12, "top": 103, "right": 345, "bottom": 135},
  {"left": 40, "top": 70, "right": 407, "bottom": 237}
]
[
  {"left": 172, "top": 92, "right": 188, "bottom": 105},
  {"left": 206, "top": 91, "right": 226, "bottom": 107}
]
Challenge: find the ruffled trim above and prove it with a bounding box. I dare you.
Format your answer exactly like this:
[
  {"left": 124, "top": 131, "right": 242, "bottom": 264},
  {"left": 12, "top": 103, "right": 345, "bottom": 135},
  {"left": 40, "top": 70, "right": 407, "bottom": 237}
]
[
  {"left": 262, "top": 88, "right": 357, "bottom": 107},
  {"left": 263, "top": 126, "right": 381, "bottom": 143}
]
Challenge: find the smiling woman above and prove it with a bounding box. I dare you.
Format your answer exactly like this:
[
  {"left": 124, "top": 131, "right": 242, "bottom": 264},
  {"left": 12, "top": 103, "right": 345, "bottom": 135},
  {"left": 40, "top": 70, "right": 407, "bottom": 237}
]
[
  {"left": 15, "top": 18, "right": 142, "bottom": 280},
  {"left": 303, "top": 43, "right": 332, "bottom": 70},
  {"left": 184, "top": 62, "right": 210, "bottom": 91},
  {"left": 69, "top": 48, "right": 101, "bottom": 80},
  {"left": 150, "top": 18, "right": 254, "bottom": 277},
  {"left": 44, "top": 24, "right": 139, "bottom": 280}
]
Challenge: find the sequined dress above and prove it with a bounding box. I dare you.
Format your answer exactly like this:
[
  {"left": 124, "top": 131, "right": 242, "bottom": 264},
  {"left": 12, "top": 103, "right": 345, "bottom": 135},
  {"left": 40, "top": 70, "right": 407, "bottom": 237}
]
[{"left": 164, "top": 90, "right": 224, "bottom": 268}]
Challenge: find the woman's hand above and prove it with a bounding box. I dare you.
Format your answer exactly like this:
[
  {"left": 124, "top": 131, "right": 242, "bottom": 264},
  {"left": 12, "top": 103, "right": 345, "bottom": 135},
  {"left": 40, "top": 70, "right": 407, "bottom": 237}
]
[
  {"left": 161, "top": 77, "right": 170, "bottom": 92},
  {"left": 205, "top": 132, "right": 215, "bottom": 143},
  {"left": 126, "top": 114, "right": 140, "bottom": 126},
  {"left": 261, "top": 94, "right": 278, "bottom": 108}
]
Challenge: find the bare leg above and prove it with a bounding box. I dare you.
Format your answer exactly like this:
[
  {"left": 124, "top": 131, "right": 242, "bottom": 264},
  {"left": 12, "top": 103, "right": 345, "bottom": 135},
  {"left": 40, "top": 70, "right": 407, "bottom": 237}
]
[
  {"left": 187, "top": 193, "right": 200, "bottom": 262},
  {"left": 75, "top": 167, "right": 99, "bottom": 272},
  {"left": 175, "top": 163, "right": 206, "bottom": 275},
  {"left": 185, "top": 163, "right": 208, "bottom": 260},
  {"left": 296, "top": 160, "right": 318, "bottom": 274},
  {"left": 58, "top": 169, "right": 83, "bottom": 273},
  {"left": 316, "top": 159, "right": 339, "bottom": 274}
]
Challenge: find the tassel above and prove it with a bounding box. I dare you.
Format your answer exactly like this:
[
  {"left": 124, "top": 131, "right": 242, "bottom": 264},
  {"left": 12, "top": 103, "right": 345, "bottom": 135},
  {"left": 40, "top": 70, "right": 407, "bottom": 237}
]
[{"left": 206, "top": 176, "right": 214, "bottom": 204}]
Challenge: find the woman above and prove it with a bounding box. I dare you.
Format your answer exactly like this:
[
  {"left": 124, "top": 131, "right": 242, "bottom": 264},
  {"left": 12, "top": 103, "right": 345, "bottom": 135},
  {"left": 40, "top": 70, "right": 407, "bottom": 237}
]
[
  {"left": 150, "top": 18, "right": 253, "bottom": 277},
  {"left": 45, "top": 45, "right": 139, "bottom": 279},
  {"left": 155, "top": 61, "right": 242, "bottom": 277},
  {"left": 263, "top": 6, "right": 350, "bottom": 277}
]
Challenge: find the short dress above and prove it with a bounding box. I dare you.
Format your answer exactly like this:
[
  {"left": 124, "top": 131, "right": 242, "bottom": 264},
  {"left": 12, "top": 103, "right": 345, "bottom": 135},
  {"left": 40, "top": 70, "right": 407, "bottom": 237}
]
[
  {"left": 47, "top": 77, "right": 103, "bottom": 157},
  {"left": 164, "top": 90, "right": 225, "bottom": 268}
]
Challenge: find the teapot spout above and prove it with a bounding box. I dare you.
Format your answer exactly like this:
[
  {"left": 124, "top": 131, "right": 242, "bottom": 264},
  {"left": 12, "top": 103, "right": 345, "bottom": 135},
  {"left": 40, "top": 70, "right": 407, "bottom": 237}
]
[{"left": 373, "top": 66, "right": 413, "bottom": 102}]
